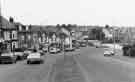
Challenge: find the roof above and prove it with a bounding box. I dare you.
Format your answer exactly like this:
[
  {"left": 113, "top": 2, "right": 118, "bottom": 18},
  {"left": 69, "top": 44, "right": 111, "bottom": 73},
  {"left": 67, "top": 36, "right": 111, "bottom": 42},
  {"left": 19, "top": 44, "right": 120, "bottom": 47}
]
[
  {"left": 30, "top": 25, "right": 41, "bottom": 32},
  {"left": 0, "top": 16, "right": 16, "bottom": 29}
]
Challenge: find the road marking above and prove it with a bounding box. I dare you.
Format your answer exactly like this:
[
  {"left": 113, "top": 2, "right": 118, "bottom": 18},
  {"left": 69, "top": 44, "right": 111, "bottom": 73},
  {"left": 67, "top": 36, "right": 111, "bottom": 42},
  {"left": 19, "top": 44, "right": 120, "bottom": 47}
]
[{"left": 73, "top": 55, "right": 92, "bottom": 82}]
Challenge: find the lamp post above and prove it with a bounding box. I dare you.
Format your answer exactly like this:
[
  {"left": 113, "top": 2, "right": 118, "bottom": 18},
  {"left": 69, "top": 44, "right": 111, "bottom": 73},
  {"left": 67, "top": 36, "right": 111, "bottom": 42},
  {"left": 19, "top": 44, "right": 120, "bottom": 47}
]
[
  {"left": 0, "top": 0, "right": 3, "bottom": 39},
  {"left": 60, "top": 33, "right": 66, "bottom": 58}
]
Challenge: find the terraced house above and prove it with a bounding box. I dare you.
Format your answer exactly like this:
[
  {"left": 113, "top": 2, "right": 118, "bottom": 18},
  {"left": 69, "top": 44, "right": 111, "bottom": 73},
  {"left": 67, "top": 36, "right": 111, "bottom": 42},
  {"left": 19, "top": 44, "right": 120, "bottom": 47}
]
[{"left": 1, "top": 17, "right": 18, "bottom": 51}]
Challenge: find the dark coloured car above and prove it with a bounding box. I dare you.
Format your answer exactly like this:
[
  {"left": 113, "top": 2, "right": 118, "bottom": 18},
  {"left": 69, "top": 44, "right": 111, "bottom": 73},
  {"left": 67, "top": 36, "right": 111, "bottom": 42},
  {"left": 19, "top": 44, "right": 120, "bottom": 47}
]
[{"left": 12, "top": 48, "right": 25, "bottom": 60}]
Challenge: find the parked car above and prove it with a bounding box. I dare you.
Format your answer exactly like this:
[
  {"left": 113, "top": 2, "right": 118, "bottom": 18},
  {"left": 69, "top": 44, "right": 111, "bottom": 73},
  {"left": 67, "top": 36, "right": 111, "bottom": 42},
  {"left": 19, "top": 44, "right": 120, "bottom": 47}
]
[
  {"left": 0, "top": 51, "right": 17, "bottom": 64},
  {"left": 38, "top": 50, "right": 45, "bottom": 56},
  {"left": 12, "top": 48, "right": 25, "bottom": 60},
  {"left": 27, "top": 50, "right": 43, "bottom": 64},
  {"left": 24, "top": 48, "right": 35, "bottom": 57},
  {"left": 104, "top": 49, "right": 115, "bottom": 56},
  {"left": 42, "top": 47, "right": 48, "bottom": 52},
  {"left": 49, "top": 47, "right": 60, "bottom": 54},
  {"left": 72, "top": 43, "right": 80, "bottom": 49}
]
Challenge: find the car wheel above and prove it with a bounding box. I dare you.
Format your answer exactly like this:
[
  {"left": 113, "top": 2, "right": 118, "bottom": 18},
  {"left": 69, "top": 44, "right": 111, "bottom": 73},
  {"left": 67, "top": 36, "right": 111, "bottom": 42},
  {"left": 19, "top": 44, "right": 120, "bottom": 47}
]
[
  {"left": 17, "top": 56, "right": 21, "bottom": 60},
  {"left": 27, "top": 61, "right": 30, "bottom": 64}
]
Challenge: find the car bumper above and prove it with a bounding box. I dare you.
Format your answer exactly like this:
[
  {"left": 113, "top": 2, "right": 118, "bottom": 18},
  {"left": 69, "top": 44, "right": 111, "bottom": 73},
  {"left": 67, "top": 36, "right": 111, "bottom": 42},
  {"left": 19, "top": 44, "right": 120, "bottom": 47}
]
[
  {"left": 27, "top": 58, "right": 41, "bottom": 61},
  {"left": 0, "top": 59, "right": 15, "bottom": 63}
]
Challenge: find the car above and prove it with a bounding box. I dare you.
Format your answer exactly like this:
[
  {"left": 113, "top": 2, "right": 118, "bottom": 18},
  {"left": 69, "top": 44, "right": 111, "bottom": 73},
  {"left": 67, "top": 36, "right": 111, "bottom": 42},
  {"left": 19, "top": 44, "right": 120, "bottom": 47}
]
[
  {"left": 12, "top": 48, "right": 25, "bottom": 60},
  {"left": 42, "top": 47, "right": 48, "bottom": 52},
  {"left": 0, "top": 51, "right": 17, "bottom": 64},
  {"left": 49, "top": 47, "right": 60, "bottom": 54},
  {"left": 24, "top": 49, "right": 35, "bottom": 57},
  {"left": 104, "top": 49, "right": 115, "bottom": 56},
  {"left": 27, "top": 51, "right": 43, "bottom": 64},
  {"left": 38, "top": 50, "right": 45, "bottom": 56}
]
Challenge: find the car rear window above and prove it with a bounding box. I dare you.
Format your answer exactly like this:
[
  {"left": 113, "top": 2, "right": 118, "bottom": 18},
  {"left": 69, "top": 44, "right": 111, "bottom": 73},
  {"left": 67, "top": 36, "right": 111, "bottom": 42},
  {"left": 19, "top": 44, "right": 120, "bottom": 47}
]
[{"left": 13, "top": 49, "right": 24, "bottom": 52}]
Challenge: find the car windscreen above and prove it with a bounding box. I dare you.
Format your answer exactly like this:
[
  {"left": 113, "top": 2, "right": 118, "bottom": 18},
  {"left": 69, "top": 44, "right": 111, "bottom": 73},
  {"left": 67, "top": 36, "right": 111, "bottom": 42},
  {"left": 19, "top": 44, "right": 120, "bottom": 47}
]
[
  {"left": 1, "top": 52, "right": 11, "bottom": 56},
  {"left": 13, "top": 49, "right": 24, "bottom": 52}
]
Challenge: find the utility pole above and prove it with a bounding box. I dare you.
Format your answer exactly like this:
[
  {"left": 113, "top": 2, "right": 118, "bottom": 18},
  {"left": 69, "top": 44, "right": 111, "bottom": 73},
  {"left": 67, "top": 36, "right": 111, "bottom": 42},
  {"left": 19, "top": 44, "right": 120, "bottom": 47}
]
[
  {"left": 0, "top": 0, "right": 2, "bottom": 39},
  {"left": 112, "top": 17, "right": 116, "bottom": 55}
]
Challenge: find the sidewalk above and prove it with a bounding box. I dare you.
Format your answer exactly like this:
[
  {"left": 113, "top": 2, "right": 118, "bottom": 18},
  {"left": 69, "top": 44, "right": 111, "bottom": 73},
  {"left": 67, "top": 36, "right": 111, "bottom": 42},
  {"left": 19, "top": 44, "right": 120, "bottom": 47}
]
[{"left": 48, "top": 54, "right": 85, "bottom": 82}]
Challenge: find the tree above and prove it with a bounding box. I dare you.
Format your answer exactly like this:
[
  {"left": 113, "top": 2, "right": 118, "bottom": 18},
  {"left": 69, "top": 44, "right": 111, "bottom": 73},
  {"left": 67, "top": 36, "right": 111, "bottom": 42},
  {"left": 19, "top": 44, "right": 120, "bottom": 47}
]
[
  {"left": 105, "top": 24, "right": 109, "bottom": 29},
  {"left": 9, "top": 17, "right": 14, "bottom": 23},
  {"left": 89, "top": 28, "right": 105, "bottom": 40}
]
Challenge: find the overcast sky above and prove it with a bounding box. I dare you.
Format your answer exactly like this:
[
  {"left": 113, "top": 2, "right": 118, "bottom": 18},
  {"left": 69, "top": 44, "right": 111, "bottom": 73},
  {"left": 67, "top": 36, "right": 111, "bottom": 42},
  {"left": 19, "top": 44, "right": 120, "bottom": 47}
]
[{"left": 1, "top": 0, "right": 135, "bottom": 26}]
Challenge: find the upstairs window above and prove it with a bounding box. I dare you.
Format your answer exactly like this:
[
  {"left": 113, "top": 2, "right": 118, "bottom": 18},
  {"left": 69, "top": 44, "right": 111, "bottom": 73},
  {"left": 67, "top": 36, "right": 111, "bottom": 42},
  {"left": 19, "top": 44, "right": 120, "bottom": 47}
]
[
  {"left": 12, "top": 31, "right": 17, "bottom": 39},
  {"left": 22, "top": 25, "right": 26, "bottom": 31},
  {"left": 19, "top": 25, "right": 22, "bottom": 31},
  {"left": 26, "top": 26, "right": 29, "bottom": 31}
]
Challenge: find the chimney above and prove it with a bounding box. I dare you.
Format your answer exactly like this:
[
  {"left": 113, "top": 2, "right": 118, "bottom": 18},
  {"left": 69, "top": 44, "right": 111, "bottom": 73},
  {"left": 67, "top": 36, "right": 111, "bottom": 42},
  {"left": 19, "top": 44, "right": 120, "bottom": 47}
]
[{"left": 9, "top": 17, "right": 14, "bottom": 23}]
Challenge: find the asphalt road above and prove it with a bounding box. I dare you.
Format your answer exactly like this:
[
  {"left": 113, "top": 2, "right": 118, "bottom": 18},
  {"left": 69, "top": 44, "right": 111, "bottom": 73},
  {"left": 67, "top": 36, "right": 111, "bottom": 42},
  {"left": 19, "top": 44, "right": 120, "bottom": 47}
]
[
  {"left": 0, "top": 53, "right": 62, "bottom": 82},
  {"left": 48, "top": 53, "right": 85, "bottom": 82},
  {"left": 75, "top": 47, "right": 134, "bottom": 82},
  {"left": 0, "top": 47, "right": 134, "bottom": 82}
]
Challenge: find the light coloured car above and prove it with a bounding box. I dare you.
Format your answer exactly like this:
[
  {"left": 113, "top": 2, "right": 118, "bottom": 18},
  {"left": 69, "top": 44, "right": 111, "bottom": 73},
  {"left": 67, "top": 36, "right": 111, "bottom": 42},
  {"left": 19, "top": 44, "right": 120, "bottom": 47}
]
[
  {"left": 42, "top": 47, "right": 48, "bottom": 52},
  {"left": 24, "top": 49, "right": 34, "bottom": 57},
  {"left": 104, "top": 49, "right": 114, "bottom": 56},
  {"left": 0, "top": 51, "right": 17, "bottom": 64},
  {"left": 27, "top": 52, "right": 43, "bottom": 64},
  {"left": 49, "top": 47, "right": 60, "bottom": 54},
  {"left": 37, "top": 50, "right": 45, "bottom": 55}
]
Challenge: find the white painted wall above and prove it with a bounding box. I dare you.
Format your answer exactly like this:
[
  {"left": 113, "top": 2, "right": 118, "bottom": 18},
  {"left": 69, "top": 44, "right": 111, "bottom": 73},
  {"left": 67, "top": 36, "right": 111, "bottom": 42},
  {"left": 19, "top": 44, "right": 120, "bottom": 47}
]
[{"left": 4, "top": 32, "right": 10, "bottom": 40}]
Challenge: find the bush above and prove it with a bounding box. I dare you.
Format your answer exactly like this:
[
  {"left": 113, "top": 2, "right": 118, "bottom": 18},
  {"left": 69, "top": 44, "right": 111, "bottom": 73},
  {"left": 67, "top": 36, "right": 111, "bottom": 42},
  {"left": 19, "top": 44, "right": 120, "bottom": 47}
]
[{"left": 122, "top": 44, "right": 135, "bottom": 57}]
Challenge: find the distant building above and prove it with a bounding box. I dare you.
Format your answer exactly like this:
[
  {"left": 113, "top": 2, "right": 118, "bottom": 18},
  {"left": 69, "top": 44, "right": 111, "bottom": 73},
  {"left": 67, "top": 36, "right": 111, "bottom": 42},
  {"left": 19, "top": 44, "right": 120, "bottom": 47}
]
[{"left": 102, "top": 28, "right": 113, "bottom": 39}]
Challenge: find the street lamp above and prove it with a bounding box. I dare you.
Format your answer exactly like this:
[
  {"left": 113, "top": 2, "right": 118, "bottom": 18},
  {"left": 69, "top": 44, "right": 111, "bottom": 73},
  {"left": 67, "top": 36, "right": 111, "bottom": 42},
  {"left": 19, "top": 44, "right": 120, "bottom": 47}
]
[{"left": 59, "top": 33, "right": 66, "bottom": 56}]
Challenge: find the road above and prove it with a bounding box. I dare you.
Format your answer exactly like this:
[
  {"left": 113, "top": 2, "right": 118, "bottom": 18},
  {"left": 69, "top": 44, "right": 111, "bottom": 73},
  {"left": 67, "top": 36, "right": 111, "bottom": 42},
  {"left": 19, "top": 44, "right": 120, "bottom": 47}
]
[
  {"left": 0, "top": 53, "right": 62, "bottom": 82},
  {"left": 75, "top": 47, "right": 135, "bottom": 82},
  {"left": 0, "top": 47, "right": 134, "bottom": 82}
]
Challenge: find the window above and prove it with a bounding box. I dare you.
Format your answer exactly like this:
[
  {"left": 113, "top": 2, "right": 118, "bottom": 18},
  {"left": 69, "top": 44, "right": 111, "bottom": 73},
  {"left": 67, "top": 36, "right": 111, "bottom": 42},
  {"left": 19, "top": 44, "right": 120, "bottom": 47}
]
[
  {"left": 28, "top": 35, "right": 31, "bottom": 40},
  {"left": 26, "top": 26, "right": 29, "bottom": 31},
  {"left": 21, "top": 35, "right": 24, "bottom": 40},
  {"left": 12, "top": 31, "right": 17, "bottom": 39},
  {"left": 22, "top": 25, "right": 26, "bottom": 30},
  {"left": 19, "top": 25, "right": 22, "bottom": 31},
  {"left": 4, "top": 32, "right": 10, "bottom": 40}
]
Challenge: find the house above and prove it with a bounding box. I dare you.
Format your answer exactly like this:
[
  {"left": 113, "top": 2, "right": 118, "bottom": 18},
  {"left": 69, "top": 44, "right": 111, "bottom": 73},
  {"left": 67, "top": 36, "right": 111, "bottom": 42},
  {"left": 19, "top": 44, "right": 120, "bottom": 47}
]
[
  {"left": 102, "top": 28, "right": 113, "bottom": 39},
  {"left": 17, "top": 23, "right": 32, "bottom": 49},
  {"left": 1, "top": 17, "right": 18, "bottom": 51}
]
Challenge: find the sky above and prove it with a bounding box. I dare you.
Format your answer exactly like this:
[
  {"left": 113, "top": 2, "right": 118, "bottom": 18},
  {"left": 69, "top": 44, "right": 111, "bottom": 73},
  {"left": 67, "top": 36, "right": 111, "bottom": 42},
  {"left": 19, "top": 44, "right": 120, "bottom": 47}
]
[{"left": 1, "top": 0, "right": 135, "bottom": 26}]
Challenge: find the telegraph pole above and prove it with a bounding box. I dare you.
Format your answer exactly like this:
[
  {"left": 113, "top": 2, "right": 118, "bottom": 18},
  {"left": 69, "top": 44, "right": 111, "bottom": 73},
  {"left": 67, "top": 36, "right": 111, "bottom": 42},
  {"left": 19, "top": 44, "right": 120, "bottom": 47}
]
[{"left": 0, "top": 0, "right": 2, "bottom": 38}]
